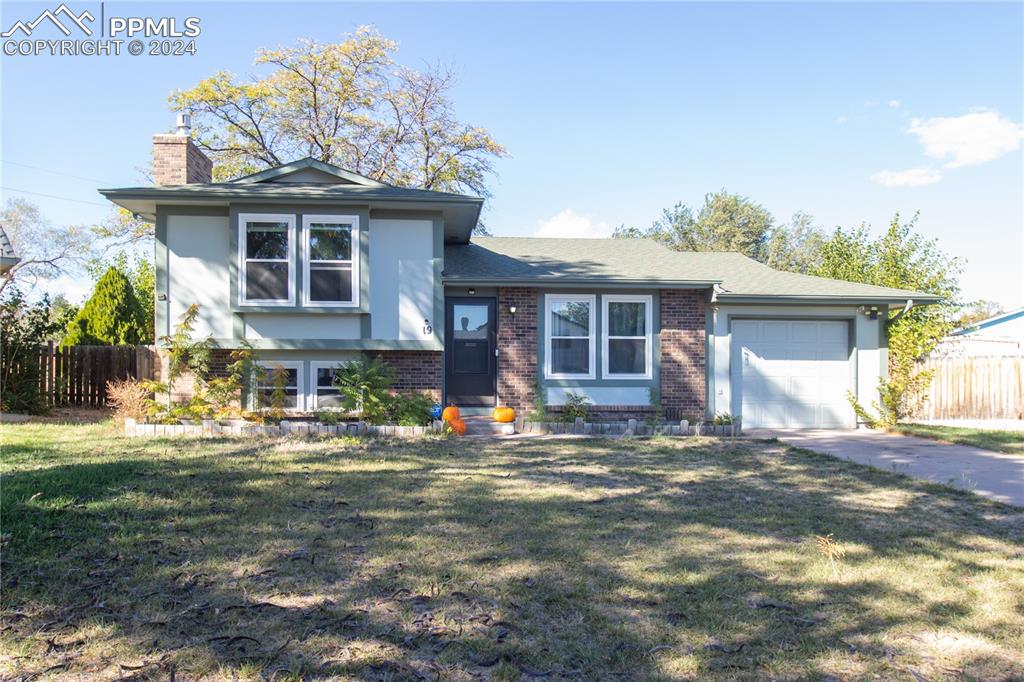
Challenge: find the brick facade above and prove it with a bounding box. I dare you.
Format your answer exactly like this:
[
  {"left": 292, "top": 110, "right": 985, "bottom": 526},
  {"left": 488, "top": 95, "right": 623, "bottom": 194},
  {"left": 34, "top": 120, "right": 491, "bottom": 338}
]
[
  {"left": 496, "top": 287, "right": 538, "bottom": 413},
  {"left": 659, "top": 289, "right": 707, "bottom": 417},
  {"left": 373, "top": 351, "right": 442, "bottom": 402},
  {"left": 152, "top": 134, "right": 213, "bottom": 185}
]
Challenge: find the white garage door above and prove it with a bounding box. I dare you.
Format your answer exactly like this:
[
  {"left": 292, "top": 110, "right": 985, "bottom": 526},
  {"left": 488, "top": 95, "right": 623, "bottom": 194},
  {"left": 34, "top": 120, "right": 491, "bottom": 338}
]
[{"left": 733, "top": 320, "right": 854, "bottom": 429}]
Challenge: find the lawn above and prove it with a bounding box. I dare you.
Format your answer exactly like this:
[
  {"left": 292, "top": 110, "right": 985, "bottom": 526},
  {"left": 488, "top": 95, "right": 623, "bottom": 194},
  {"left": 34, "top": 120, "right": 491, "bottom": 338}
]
[
  {"left": 2, "top": 422, "right": 1022, "bottom": 681},
  {"left": 893, "top": 423, "right": 1024, "bottom": 456}
]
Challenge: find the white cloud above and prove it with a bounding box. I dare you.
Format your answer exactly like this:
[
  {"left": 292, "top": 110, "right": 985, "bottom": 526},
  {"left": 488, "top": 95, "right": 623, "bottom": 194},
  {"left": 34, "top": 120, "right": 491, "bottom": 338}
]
[
  {"left": 908, "top": 110, "right": 1023, "bottom": 168},
  {"left": 870, "top": 167, "right": 943, "bottom": 188},
  {"left": 533, "top": 209, "right": 613, "bottom": 239},
  {"left": 835, "top": 115, "right": 849, "bottom": 125},
  {"left": 888, "top": 100, "right": 901, "bottom": 109}
]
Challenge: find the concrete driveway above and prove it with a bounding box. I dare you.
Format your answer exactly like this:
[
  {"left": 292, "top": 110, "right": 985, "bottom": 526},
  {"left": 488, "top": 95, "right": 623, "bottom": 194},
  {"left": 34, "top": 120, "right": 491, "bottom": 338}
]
[{"left": 748, "top": 429, "right": 1024, "bottom": 507}]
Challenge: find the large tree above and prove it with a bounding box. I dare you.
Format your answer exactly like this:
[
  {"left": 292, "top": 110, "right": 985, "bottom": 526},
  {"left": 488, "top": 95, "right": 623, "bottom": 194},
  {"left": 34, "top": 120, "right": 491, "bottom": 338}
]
[
  {"left": 614, "top": 191, "right": 826, "bottom": 273},
  {"left": 813, "top": 213, "right": 960, "bottom": 424},
  {"left": 170, "top": 27, "right": 507, "bottom": 198},
  {"left": 62, "top": 266, "right": 147, "bottom": 346},
  {"left": 0, "top": 198, "right": 92, "bottom": 296}
]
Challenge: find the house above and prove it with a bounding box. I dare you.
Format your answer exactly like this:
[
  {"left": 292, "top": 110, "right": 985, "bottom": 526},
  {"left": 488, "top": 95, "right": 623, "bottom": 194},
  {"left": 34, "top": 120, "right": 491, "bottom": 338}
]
[
  {"left": 100, "top": 118, "right": 939, "bottom": 429},
  {"left": 934, "top": 307, "right": 1024, "bottom": 356},
  {"left": 0, "top": 225, "right": 18, "bottom": 275}
]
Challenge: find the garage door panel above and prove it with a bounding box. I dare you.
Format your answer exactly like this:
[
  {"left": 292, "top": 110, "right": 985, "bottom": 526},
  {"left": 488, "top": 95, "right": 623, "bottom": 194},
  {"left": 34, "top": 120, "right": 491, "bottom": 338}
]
[{"left": 734, "top": 319, "right": 854, "bottom": 429}]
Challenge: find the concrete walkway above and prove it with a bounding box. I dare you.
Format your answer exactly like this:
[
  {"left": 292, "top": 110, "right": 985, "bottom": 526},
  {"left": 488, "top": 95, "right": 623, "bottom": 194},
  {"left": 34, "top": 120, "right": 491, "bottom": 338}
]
[{"left": 748, "top": 429, "right": 1024, "bottom": 507}]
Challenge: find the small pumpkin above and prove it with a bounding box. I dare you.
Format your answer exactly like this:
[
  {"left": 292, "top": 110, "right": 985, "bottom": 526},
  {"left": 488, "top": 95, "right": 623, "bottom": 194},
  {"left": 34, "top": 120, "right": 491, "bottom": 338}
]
[
  {"left": 492, "top": 406, "right": 516, "bottom": 423},
  {"left": 441, "top": 405, "right": 461, "bottom": 422},
  {"left": 448, "top": 417, "right": 467, "bottom": 436}
]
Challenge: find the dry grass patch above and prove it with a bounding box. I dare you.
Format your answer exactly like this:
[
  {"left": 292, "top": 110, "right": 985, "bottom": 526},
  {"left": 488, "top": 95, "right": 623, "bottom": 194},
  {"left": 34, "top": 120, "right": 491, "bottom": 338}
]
[{"left": 1, "top": 423, "right": 1022, "bottom": 680}]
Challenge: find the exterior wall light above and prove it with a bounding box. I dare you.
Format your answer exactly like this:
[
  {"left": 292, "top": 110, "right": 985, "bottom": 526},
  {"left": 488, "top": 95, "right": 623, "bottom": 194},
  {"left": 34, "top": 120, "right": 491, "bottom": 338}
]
[
  {"left": 468, "top": 288, "right": 476, "bottom": 295},
  {"left": 509, "top": 305, "right": 517, "bottom": 315}
]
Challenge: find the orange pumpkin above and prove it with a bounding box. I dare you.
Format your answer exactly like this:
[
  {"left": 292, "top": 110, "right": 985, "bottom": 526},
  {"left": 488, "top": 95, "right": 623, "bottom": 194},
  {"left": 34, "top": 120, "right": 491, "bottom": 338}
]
[
  {"left": 448, "top": 417, "right": 467, "bottom": 436},
  {"left": 492, "top": 406, "right": 516, "bottom": 423},
  {"left": 441, "top": 405, "right": 461, "bottom": 422}
]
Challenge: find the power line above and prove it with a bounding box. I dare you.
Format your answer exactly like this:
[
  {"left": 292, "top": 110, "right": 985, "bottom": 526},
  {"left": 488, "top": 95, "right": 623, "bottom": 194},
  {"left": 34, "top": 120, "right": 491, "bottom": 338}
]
[
  {"left": 2, "top": 160, "right": 113, "bottom": 185},
  {"left": 0, "top": 186, "right": 110, "bottom": 208}
]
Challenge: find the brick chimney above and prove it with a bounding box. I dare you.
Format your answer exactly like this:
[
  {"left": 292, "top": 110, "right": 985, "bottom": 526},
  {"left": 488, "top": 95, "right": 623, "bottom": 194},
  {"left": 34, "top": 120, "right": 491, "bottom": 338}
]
[{"left": 152, "top": 114, "right": 213, "bottom": 185}]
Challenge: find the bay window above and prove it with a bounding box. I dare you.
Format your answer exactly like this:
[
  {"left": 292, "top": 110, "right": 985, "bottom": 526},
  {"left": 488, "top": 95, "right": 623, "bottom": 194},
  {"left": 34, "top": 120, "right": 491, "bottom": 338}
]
[
  {"left": 303, "top": 215, "right": 359, "bottom": 306},
  {"left": 603, "top": 295, "right": 652, "bottom": 379},
  {"left": 545, "top": 294, "right": 595, "bottom": 379},
  {"left": 239, "top": 214, "right": 296, "bottom": 305}
]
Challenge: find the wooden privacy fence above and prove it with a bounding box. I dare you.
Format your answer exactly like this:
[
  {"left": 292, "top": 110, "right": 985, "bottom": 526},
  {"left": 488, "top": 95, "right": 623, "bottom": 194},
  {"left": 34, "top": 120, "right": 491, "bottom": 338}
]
[
  {"left": 913, "top": 355, "right": 1023, "bottom": 420},
  {"left": 34, "top": 343, "right": 159, "bottom": 408}
]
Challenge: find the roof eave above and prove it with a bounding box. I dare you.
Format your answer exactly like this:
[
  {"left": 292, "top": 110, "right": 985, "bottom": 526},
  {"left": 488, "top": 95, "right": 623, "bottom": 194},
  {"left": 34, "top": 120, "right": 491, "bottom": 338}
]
[
  {"left": 715, "top": 294, "right": 941, "bottom": 305},
  {"left": 442, "top": 276, "right": 720, "bottom": 289}
]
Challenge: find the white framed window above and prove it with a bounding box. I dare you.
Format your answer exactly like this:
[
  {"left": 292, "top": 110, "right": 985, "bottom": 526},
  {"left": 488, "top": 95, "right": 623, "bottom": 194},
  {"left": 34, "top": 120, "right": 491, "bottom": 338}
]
[
  {"left": 309, "top": 361, "right": 344, "bottom": 411},
  {"left": 302, "top": 214, "right": 359, "bottom": 307},
  {"left": 254, "top": 361, "right": 304, "bottom": 411},
  {"left": 545, "top": 294, "right": 596, "bottom": 379},
  {"left": 239, "top": 213, "right": 296, "bottom": 306},
  {"left": 602, "top": 294, "right": 653, "bottom": 379}
]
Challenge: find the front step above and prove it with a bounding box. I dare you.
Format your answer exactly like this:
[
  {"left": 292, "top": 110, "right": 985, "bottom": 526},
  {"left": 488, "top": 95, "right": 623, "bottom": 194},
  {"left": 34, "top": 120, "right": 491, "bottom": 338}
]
[{"left": 462, "top": 415, "right": 514, "bottom": 436}]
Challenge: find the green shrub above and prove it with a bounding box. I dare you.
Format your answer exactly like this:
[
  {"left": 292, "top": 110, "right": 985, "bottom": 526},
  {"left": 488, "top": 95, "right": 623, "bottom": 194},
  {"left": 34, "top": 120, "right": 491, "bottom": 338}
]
[
  {"left": 711, "top": 412, "right": 736, "bottom": 426},
  {"left": 387, "top": 392, "right": 434, "bottom": 426},
  {"left": 562, "top": 392, "right": 591, "bottom": 423},
  {"left": 526, "top": 377, "right": 550, "bottom": 422},
  {"left": 0, "top": 290, "right": 61, "bottom": 414},
  {"left": 334, "top": 357, "right": 396, "bottom": 424}
]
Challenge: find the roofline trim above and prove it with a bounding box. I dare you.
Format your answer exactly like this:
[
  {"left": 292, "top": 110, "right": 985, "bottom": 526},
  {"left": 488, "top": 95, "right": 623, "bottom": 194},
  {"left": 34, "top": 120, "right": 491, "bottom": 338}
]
[
  {"left": 229, "top": 157, "right": 390, "bottom": 187},
  {"left": 715, "top": 294, "right": 942, "bottom": 304},
  {"left": 98, "top": 188, "right": 484, "bottom": 205},
  {"left": 442, "top": 276, "right": 720, "bottom": 288}
]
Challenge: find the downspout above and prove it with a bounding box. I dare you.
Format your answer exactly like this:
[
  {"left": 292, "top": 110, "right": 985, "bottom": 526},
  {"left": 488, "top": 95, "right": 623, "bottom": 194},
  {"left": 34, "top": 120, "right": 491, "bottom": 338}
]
[{"left": 888, "top": 299, "right": 914, "bottom": 324}]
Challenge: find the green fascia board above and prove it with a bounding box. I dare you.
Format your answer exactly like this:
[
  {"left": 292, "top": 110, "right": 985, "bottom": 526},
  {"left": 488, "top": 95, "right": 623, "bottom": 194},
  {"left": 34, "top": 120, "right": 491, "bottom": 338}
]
[
  {"left": 99, "top": 186, "right": 483, "bottom": 239},
  {"left": 97, "top": 185, "right": 482, "bottom": 204},
  {"left": 715, "top": 293, "right": 942, "bottom": 305},
  {"left": 441, "top": 276, "right": 720, "bottom": 288},
  {"left": 229, "top": 157, "right": 389, "bottom": 186},
  {"left": 156, "top": 338, "right": 444, "bottom": 351}
]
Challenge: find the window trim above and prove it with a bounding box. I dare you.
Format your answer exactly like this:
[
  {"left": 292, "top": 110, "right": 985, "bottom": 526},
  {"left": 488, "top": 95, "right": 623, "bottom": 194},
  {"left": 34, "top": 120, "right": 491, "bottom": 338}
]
[
  {"left": 302, "top": 214, "right": 360, "bottom": 308},
  {"left": 544, "top": 294, "right": 596, "bottom": 380},
  {"left": 602, "top": 294, "right": 653, "bottom": 380},
  {"left": 309, "top": 361, "right": 344, "bottom": 411},
  {"left": 254, "top": 360, "right": 305, "bottom": 412},
  {"left": 238, "top": 213, "right": 297, "bottom": 307}
]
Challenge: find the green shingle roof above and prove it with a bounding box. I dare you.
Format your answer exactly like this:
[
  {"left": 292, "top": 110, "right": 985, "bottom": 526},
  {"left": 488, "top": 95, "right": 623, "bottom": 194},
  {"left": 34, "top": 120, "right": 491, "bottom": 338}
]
[{"left": 443, "top": 237, "right": 939, "bottom": 303}]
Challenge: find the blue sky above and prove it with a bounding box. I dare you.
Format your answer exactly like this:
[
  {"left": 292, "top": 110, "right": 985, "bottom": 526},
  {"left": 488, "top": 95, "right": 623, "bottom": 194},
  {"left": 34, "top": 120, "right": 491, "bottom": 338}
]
[{"left": 3, "top": 1, "right": 1022, "bottom": 308}]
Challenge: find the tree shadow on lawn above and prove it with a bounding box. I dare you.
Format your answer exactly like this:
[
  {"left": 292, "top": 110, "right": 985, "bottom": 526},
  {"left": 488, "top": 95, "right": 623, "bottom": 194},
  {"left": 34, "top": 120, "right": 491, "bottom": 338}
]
[{"left": 1, "top": 431, "right": 1021, "bottom": 680}]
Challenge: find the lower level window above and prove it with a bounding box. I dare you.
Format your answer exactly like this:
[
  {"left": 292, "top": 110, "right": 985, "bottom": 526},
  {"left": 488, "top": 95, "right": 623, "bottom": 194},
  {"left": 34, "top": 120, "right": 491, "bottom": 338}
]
[
  {"left": 310, "top": 362, "right": 343, "bottom": 410},
  {"left": 255, "top": 361, "right": 303, "bottom": 411}
]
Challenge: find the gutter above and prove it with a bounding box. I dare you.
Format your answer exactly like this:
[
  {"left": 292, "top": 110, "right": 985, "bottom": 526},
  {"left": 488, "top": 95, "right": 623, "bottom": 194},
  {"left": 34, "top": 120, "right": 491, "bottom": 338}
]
[{"left": 888, "top": 299, "right": 914, "bottom": 324}]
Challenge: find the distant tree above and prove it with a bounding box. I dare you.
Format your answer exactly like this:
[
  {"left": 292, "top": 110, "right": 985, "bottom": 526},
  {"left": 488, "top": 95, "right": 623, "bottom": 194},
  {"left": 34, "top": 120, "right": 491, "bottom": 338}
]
[
  {"left": 46, "top": 295, "right": 79, "bottom": 342},
  {"left": 62, "top": 267, "right": 147, "bottom": 346},
  {"left": 764, "top": 212, "right": 827, "bottom": 274},
  {"left": 170, "top": 26, "right": 507, "bottom": 203},
  {"left": 615, "top": 191, "right": 826, "bottom": 272},
  {"left": 813, "top": 213, "right": 960, "bottom": 425},
  {"left": 91, "top": 207, "right": 154, "bottom": 246},
  {"left": 954, "top": 299, "right": 1004, "bottom": 328},
  {"left": 0, "top": 198, "right": 92, "bottom": 296}
]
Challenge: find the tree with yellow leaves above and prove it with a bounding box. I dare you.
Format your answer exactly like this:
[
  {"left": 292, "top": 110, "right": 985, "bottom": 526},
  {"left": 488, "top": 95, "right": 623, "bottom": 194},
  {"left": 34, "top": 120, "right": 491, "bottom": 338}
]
[{"left": 170, "top": 26, "right": 506, "bottom": 202}]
